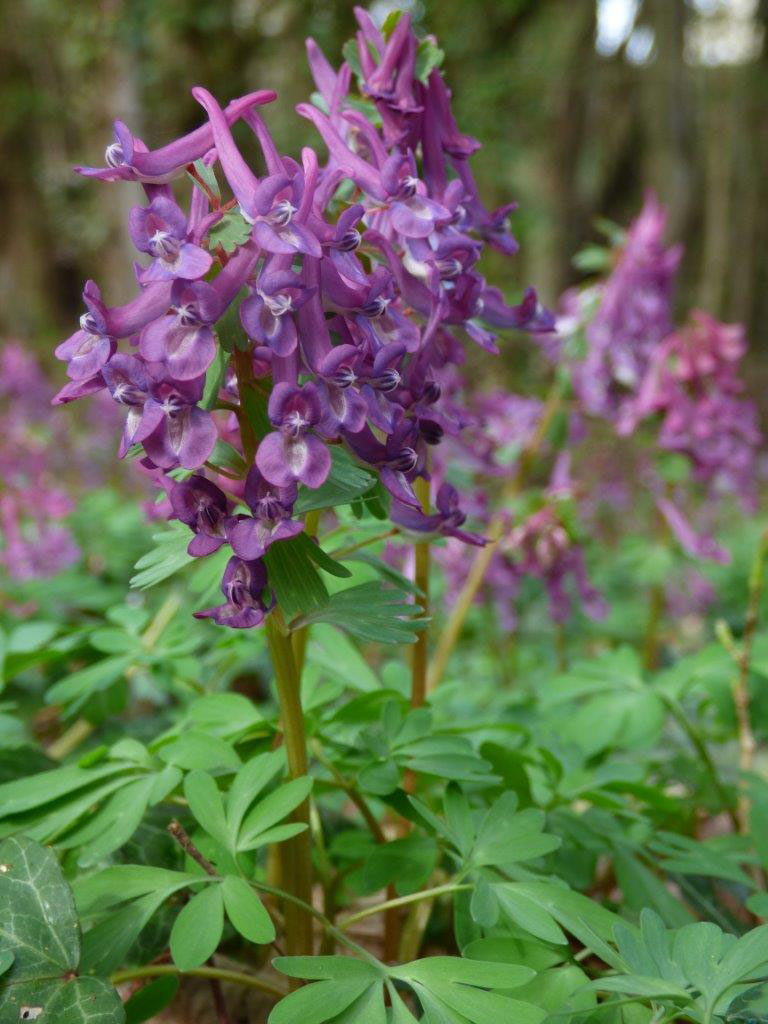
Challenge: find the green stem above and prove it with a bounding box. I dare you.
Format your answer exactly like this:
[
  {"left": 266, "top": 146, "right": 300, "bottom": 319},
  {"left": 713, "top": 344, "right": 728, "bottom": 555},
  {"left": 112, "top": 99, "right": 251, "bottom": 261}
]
[
  {"left": 642, "top": 583, "right": 665, "bottom": 671},
  {"left": 265, "top": 614, "right": 314, "bottom": 957},
  {"left": 660, "top": 692, "right": 739, "bottom": 830},
  {"left": 292, "top": 509, "right": 320, "bottom": 678},
  {"left": 109, "top": 963, "right": 285, "bottom": 999},
  {"left": 313, "top": 743, "right": 386, "bottom": 843},
  {"left": 338, "top": 882, "right": 473, "bottom": 929},
  {"left": 411, "top": 475, "right": 431, "bottom": 714},
  {"left": 251, "top": 879, "right": 380, "bottom": 966},
  {"left": 329, "top": 528, "right": 398, "bottom": 560}
]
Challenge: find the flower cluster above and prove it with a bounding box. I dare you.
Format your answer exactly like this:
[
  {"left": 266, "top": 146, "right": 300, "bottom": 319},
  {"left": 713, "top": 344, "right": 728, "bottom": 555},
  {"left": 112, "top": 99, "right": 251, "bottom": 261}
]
[
  {"left": 555, "top": 193, "right": 761, "bottom": 566},
  {"left": 629, "top": 311, "right": 761, "bottom": 507},
  {"left": 564, "top": 193, "right": 682, "bottom": 428},
  {"left": 1, "top": 345, "right": 80, "bottom": 580},
  {"left": 54, "top": 11, "right": 552, "bottom": 627}
]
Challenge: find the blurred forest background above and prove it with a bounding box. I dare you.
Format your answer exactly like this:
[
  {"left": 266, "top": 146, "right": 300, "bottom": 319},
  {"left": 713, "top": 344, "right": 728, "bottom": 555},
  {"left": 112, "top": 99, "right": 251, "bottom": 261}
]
[{"left": 1, "top": 0, "right": 766, "bottom": 383}]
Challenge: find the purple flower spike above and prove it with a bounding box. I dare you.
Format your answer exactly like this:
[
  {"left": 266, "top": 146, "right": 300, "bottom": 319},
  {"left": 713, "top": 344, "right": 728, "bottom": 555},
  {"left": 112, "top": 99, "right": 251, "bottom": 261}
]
[
  {"left": 77, "top": 89, "right": 276, "bottom": 184},
  {"left": 140, "top": 280, "right": 219, "bottom": 380},
  {"left": 227, "top": 466, "right": 304, "bottom": 560},
  {"left": 171, "top": 474, "right": 232, "bottom": 556},
  {"left": 129, "top": 196, "right": 212, "bottom": 283},
  {"left": 195, "top": 556, "right": 270, "bottom": 629},
  {"left": 240, "top": 270, "right": 313, "bottom": 357},
  {"left": 256, "top": 382, "right": 331, "bottom": 489}
]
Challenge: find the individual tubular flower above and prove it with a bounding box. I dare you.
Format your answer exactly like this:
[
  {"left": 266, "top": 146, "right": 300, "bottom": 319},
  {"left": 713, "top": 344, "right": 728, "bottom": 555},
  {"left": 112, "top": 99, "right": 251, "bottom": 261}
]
[
  {"left": 54, "top": 282, "right": 115, "bottom": 381},
  {"left": 227, "top": 466, "right": 304, "bottom": 560},
  {"left": 256, "top": 382, "right": 331, "bottom": 489},
  {"left": 139, "top": 279, "right": 220, "bottom": 380},
  {"left": 240, "top": 269, "right": 313, "bottom": 357},
  {"left": 129, "top": 196, "right": 213, "bottom": 283},
  {"left": 76, "top": 90, "right": 277, "bottom": 183},
  {"left": 102, "top": 355, "right": 216, "bottom": 470},
  {"left": 170, "top": 475, "right": 233, "bottom": 556},
  {"left": 195, "top": 556, "right": 270, "bottom": 628},
  {"left": 391, "top": 482, "right": 485, "bottom": 546}
]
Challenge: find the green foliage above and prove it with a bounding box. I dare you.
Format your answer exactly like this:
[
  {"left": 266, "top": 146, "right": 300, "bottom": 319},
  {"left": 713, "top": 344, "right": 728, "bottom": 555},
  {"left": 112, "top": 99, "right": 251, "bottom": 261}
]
[{"left": 0, "top": 835, "right": 123, "bottom": 1023}]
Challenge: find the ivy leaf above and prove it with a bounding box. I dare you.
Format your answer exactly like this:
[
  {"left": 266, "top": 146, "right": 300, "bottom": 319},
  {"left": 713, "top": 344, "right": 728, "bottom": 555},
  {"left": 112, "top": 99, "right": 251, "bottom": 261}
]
[
  {"left": 295, "top": 533, "right": 352, "bottom": 579},
  {"left": 271, "top": 957, "right": 382, "bottom": 1024},
  {"left": 292, "top": 583, "right": 426, "bottom": 644},
  {"left": 294, "top": 448, "right": 375, "bottom": 515},
  {"left": 341, "top": 39, "right": 363, "bottom": 79},
  {"left": 169, "top": 883, "right": 224, "bottom": 970},
  {"left": 207, "top": 439, "right": 248, "bottom": 479},
  {"left": 0, "top": 835, "right": 123, "bottom": 1023}
]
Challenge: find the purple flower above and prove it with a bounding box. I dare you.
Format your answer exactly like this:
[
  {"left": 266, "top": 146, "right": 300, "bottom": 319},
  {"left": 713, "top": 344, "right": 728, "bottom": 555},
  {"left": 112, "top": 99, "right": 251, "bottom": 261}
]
[
  {"left": 504, "top": 506, "right": 607, "bottom": 623},
  {"left": 571, "top": 192, "right": 682, "bottom": 422},
  {"left": 392, "top": 483, "right": 485, "bottom": 546},
  {"left": 76, "top": 89, "right": 277, "bottom": 184},
  {"left": 102, "top": 354, "right": 216, "bottom": 469},
  {"left": 192, "top": 88, "right": 322, "bottom": 258},
  {"left": 240, "top": 270, "right": 314, "bottom": 357},
  {"left": 54, "top": 282, "right": 115, "bottom": 381},
  {"left": 171, "top": 474, "right": 232, "bottom": 556},
  {"left": 316, "top": 340, "right": 404, "bottom": 435},
  {"left": 227, "top": 466, "right": 304, "bottom": 560},
  {"left": 656, "top": 497, "right": 730, "bottom": 565},
  {"left": 256, "top": 382, "right": 331, "bottom": 489},
  {"left": 195, "top": 556, "right": 270, "bottom": 628},
  {"left": 129, "top": 196, "right": 212, "bottom": 283},
  {"left": 139, "top": 279, "right": 220, "bottom": 380}
]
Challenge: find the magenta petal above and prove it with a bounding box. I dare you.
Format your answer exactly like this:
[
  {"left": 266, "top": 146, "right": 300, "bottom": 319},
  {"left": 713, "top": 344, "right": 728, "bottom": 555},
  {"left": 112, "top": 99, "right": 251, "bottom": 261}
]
[
  {"left": 229, "top": 518, "right": 269, "bottom": 560},
  {"left": 174, "top": 243, "right": 214, "bottom": 280},
  {"left": 189, "top": 533, "right": 226, "bottom": 556},
  {"left": 175, "top": 407, "right": 218, "bottom": 469},
  {"left": 63, "top": 333, "right": 114, "bottom": 380},
  {"left": 133, "top": 400, "right": 165, "bottom": 444},
  {"left": 164, "top": 325, "right": 216, "bottom": 380},
  {"left": 252, "top": 220, "right": 295, "bottom": 255},
  {"left": 256, "top": 432, "right": 294, "bottom": 487},
  {"left": 390, "top": 201, "right": 437, "bottom": 239},
  {"left": 139, "top": 315, "right": 175, "bottom": 362},
  {"left": 268, "top": 317, "right": 297, "bottom": 357},
  {"left": 297, "top": 434, "right": 331, "bottom": 488},
  {"left": 280, "top": 222, "right": 323, "bottom": 258}
]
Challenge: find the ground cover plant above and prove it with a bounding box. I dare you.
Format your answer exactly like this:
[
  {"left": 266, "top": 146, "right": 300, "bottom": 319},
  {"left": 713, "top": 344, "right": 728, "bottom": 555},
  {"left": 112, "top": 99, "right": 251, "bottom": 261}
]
[{"left": 2, "top": 7, "right": 768, "bottom": 1024}]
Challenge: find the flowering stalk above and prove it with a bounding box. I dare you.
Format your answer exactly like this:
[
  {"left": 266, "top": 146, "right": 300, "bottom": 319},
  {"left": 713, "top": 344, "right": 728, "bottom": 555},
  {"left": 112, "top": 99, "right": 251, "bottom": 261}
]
[
  {"left": 410, "top": 474, "right": 431, "bottom": 711},
  {"left": 265, "top": 614, "right": 314, "bottom": 957}
]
